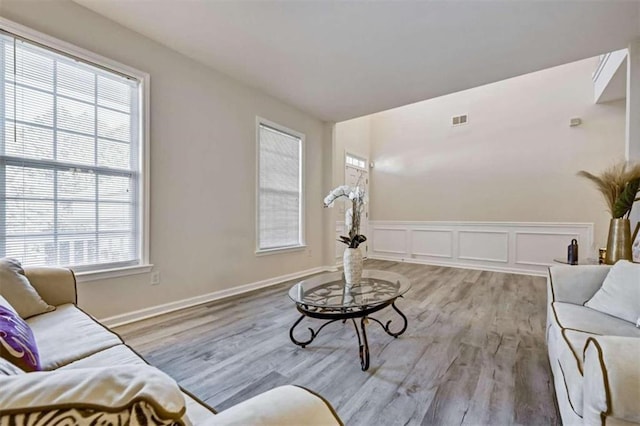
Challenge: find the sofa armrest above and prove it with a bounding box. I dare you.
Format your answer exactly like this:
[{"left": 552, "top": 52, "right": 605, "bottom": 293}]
[
  {"left": 548, "top": 265, "right": 610, "bottom": 305},
  {"left": 23, "top": 266, "right": 77, "bottom": 306},
  {"left": 211, "top": 385, "right": 343, "bottom": 426},
  {"left": 0, "top": 365, "right": 188, "bottom": 424},
  {"left": 583, "top": 336, "right": 640, "bottom": 425}
]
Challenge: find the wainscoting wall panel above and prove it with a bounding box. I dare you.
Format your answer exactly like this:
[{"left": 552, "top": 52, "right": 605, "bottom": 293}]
[
  {"left": 369, "top": 221, "right": 594, "bottom": 276},
  {"left": 411, "top": 229, "right": 453, "bottom": 258},
  {"left": 514, "top": 231, "right": 582, "bottom": 267},
  {"left": 371, "top": 227, "right": 409, "bottom": 255},
  {"left": 458, "top": 230, "right": 509, "bottom": 263}
]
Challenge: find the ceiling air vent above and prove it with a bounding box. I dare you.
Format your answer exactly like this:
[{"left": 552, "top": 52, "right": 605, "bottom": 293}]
[{"left": 452, "top": 114, "right": 468, "bottom": 126}]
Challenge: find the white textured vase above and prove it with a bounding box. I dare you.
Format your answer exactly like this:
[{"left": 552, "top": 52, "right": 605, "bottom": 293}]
[{"left": 343, "top": 247, "right": 363, "bottom": 286}]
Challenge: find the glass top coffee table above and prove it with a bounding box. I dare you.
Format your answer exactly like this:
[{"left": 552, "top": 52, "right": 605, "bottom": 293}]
[{"left": 288, "top": 270, "right": 411, "bottom": 371}]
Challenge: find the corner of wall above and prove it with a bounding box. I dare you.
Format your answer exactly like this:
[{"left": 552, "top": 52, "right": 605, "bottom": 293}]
[{"left": 322, "top": 121, "right": 337, "bottom": 267}]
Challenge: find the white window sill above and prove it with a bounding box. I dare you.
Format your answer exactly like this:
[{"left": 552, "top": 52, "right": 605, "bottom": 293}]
[
  {"left": 255, "top": 245, "right": 307, "bottom": 256},
  {"left": 74, "top": 264, "right": 154, "bottom": 283}
]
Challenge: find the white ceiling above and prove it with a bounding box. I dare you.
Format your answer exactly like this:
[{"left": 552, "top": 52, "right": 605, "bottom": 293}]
[{"left": 73, "top": 0, "right": 640, "bottom": 122}]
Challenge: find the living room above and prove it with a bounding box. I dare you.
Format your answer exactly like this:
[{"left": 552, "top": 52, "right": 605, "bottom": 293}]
[{"left": 1, "top": 1, "right": 639, "bottom": 425}]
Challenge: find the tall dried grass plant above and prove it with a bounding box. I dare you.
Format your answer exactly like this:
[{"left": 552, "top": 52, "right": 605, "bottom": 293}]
[{"left": 577, "top": 162, "right": 640, "bottom": 219}]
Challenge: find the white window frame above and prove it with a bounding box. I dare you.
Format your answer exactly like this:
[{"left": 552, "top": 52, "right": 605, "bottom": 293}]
[
  {"left": 0, "top": 17, "right": 151, "bottom": 282},
  {"left": 345, "top": 152, "right": 367, "bottom": 171},
  {"left": 255, "top": 117, "right": 305, "bottom": 255}
]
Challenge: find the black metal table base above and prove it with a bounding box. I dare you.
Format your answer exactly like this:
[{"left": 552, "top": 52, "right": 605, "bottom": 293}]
[{"left": 289, "top": 300, "right": 408, "bottom": 371}]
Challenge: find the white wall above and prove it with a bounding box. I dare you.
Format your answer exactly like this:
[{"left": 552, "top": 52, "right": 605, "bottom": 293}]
[
  {"left": 0, "top": 0, "right": 332, "bottom": 320},
  {"left": 333, "top": 116, "right": 371, "bottom": 186},
  {"left": 332, "top": 117, "right": 372, "bottom": 261},
  {"left": 368, "top": 57, "right": 626, "bottom": 250}
]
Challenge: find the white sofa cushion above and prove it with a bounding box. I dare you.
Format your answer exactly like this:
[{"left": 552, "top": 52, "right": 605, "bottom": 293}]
[
  {"left": 552, "top": 302, "right": 640, "bottom": 338},
  {"left": 27, "top": 304, "right": 122, "bottom": 370},
  {"left": 585, "top": 260, "right": 640, "bottom": 324},
  {"left": 59, "top": 344, "right": 145, "bottom": 370}
]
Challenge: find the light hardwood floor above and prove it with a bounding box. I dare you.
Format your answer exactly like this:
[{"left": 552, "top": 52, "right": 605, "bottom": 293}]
[{"left": 115, "top": 259, "right": 560, "bottom": 425}]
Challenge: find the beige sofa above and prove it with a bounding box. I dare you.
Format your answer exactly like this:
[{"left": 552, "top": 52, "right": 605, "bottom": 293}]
[
  {"left": 1, "top": 266, "right": 343, "bottom": 425},
  {"left": 547, "top": 265, "right": 640, "bottom": 425}
]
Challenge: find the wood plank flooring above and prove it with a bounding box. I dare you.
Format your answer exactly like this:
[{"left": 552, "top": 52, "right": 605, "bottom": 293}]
[{"left": 115, "top": 260, "right": 560, "bottom": 425}]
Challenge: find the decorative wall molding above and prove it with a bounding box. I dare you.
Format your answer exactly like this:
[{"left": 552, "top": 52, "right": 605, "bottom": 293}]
[
  {"left": 371, "top": 227, "right": 409, "bottom": 254},
  {"left": 458, "top": 230, "right": 509, "bottom": 263},
  {"left": 368, "top": 221, "right": 594, "bottom": 276},
  {"left": 411, "top": 229, "right": 453, "bottom": 258},
  {"left": 101, "top": 265, "right": 333, "bottom": 328}
]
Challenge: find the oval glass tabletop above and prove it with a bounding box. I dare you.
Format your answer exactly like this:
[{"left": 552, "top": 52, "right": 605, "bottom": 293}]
[{"left": 289, "top": 270, "right": 411, "bottom": 309}]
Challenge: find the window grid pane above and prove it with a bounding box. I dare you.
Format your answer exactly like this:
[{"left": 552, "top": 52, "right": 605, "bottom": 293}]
[
  {"left": 346, "top": 153, "right": 367, "bottom": 170},
  {"left": 258, "top": 124, "right": 302, "bottom": 250},
  {"left": 1, "top": 34, "right": 141, "bottom": 269}
]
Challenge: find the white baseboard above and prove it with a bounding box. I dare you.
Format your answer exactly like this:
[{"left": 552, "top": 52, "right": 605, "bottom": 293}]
[
  {"left": 326, "top": 263, "right": 341, "bottom": 271},
  {"left": 100, "top": 265, "right": 333, "bottom": 328}
]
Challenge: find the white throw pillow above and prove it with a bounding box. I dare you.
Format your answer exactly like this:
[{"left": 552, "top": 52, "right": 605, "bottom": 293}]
[
  {"left": 585, "top": 260, "right": 640, "bottom": 324},
  {"left": 0, "top": 258, "right": 55, "bottom": 319}
]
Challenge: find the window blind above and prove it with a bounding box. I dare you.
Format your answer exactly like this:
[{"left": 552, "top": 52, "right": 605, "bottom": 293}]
[
  {"left": 258, "top": 123, "right": 302, "bottom": 250},
  {"left": 0, "top": 32, "right": 141, "bottom": 271}
]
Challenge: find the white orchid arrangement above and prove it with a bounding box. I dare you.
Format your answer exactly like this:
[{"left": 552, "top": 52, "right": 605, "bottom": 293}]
[{"left": 323, "top": 182, "right": 367, "bottom": 249}]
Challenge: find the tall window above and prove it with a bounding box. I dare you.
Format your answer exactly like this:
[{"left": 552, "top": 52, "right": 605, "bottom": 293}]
[
  {"left": 257, "top": 121, "right": 304, "bottom": 252},
  {"left": 0, "top": 30, "right": 144, "bottom": 272}
]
